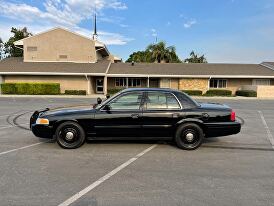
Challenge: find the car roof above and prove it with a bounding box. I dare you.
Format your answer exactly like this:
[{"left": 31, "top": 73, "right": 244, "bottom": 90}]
[{"left": 121, "top": 88, "right": 179, "bottom": 93}]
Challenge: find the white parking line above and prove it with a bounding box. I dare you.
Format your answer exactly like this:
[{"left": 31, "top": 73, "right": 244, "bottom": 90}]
[
  {"left": 58, "top": 144, "right": 158, "bottom": 206},
  {"left": 258, "top": 111, "right": 274, "bottom": 149},
  {"left": 0, "top": 142, "right": 46, "bottom": 156}
]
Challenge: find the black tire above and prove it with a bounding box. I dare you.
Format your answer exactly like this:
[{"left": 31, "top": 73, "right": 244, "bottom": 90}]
[
  {"left": 55, "top": 121, "right": 86, "bottom": 149},
  {"left": 175, "top": 123, "right": 204, "bottom": 150}
]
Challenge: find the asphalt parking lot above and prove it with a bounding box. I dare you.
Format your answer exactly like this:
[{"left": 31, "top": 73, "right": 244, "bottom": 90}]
[{"left": 0, "top": 96, "right": 274, "bottom": 206}]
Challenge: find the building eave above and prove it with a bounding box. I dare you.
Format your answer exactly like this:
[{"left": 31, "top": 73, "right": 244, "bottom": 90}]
[{"left": 0, "top": 72, "right": 106, "bottom": 76}]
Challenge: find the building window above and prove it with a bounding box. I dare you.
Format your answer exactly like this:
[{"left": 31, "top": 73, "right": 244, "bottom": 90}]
[
  {"left": 128, "top": 78, "right": 141, "bottom": 87},
  {"left": 115, "top": 78, "right": 127, "bottom": 87},
  {"left": 27, "top": 46, "right": 37, "bottom": 52},
  {"left": 115, "top": 78, "right": 141, "bottom": 87},
  {"left": 252, "top": 79, "right": 270, "bottom": 85},
  {"left": 210, "top": 79, "right": 227, "bottom": 88}
]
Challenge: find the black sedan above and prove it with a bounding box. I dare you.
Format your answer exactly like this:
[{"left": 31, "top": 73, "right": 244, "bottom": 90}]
[{"left": 30, "top": 88, "right": 241, "bottom": 150}]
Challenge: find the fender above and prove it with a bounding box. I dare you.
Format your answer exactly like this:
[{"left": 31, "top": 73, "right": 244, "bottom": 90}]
[{"left": 176, "top": 118, "right": 204, "bottom": 126}]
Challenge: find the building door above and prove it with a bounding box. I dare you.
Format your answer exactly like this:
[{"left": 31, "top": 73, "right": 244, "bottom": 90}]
[
  {"left": 160, "top": 78, "right": 171, "bottom": 88},
  {"left": 96, "top": 79, "right": 104, "bottom": 93}
]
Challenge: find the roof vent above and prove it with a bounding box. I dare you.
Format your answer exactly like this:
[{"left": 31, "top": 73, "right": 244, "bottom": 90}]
[{"left": 131, "top": 61, "right": 135, "bottom": 66}]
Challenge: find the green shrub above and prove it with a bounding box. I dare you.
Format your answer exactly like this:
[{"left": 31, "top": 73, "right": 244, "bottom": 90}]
[
  {"left": 107, "top": 88, "right": 125, "bottom": 95},
  {"left": 1, "top": 83, "right": 60, "bottom": 95},
  {"left": 181, "top": 90, "right": 203, "bottom": 96},
  {"left": 205, "top": 89, "right": 232, "bottom": 96},
  {"left": 236, "top": 90, "right": 257, "bottom": 97},
  {"left": 64, "top": 90, "right": 87, "bottom": 95}
]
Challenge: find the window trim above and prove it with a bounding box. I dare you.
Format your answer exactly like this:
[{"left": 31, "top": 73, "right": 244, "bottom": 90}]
[
  {"left": 115, "top": 78, "right": 141, "bottom": 87},
  {"left": 144, "top": 91, "right": 182, "bottom": 111},
  {"left": 100, "top": 91, "right": 144, "bottom": 111},
  {"left": 209, "top": 79, "right": 227, "bottom": 89}
]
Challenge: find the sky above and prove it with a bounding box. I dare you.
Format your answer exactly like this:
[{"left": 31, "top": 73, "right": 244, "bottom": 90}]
[{"left": 0, "top": 0, "right": 274, "bottom": 63}]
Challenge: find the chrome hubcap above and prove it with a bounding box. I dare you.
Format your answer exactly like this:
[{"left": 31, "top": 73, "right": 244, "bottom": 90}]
[
  {"left": 65, "top": 132, "right": 74, "bottom": 140},
  {"left": 186, "top": 133, "right": 194, "bottom": 142}
]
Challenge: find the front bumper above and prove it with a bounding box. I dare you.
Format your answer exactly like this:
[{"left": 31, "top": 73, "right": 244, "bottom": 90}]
[
  {"left": 204, "top": 121, "right": 241, "bottom": 138},
  {"left": 31, "top": 124, "right": 54, "bottom": 139}
]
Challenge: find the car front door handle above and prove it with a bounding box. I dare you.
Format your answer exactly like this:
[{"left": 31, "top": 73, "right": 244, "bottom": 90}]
[{"left": 131, "top": 114, "right": 139, "bottom": 119}]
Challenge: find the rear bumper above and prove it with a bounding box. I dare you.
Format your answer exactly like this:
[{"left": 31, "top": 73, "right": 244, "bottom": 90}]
[
  {"left": 204, "top": 121, "right": 241, "bottom": 138},
  {"left": 31, "top": 124, "right": 54, "bottom": 139}
]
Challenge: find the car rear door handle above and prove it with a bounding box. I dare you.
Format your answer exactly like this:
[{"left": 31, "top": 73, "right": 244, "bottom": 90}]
[{"left": 131, "top": 114, "right": 139, "bottom": 119}]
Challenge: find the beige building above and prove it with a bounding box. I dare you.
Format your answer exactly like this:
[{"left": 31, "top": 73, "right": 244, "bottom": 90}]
[{"left": 1, "top": 27, "right": 274, "bottom": 97}]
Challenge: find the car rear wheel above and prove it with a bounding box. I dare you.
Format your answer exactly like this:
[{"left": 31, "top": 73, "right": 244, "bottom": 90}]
[
  {"left": 175, "top": 123, "right": 204, "bottom": 150},
  {"left": 55, "top": 121, "right": 85, "bottom": 149}
]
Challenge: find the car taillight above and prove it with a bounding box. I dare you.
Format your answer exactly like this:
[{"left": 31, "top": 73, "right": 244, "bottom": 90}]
[{"left": 231, "top": 111, "right": 236, "bottom": 121}]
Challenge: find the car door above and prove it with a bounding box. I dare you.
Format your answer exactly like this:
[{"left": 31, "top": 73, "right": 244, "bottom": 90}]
[
  {"left": 94, "top": 91, "right": 144, "bottom": 138},
  {"left": 142, "top": 91, "right": 183, "bottom": 138}
]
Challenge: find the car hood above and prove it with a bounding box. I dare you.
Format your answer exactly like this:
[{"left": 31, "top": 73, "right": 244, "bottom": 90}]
[
  {"left": 39, "top": 105, "right": 95, "bottom": 117},
  {"left": 199, "top": 102, "right": 231, "bottom": 111}
]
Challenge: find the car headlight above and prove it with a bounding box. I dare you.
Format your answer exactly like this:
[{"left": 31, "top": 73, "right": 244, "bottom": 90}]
[{"left": 36, "top": 118, "right": 49, "bottom": 125}]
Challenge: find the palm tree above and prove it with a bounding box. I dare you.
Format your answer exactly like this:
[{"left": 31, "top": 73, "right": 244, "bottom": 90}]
[
  {"left": 184, "top": 51, "right": 207, "bottom": 63},
  {"left": 147, "top": 41, "right": 180, "bottom": 63}
]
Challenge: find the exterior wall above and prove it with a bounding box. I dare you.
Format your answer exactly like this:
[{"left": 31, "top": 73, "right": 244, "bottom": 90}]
[
  {"left": 226, "top": 79, "right": 252, "bottom": 94},
  {"left": 171, "top": 79, "right": 179, "bottom": 90},
  {"left": 23, "top": 28, "right": 96, "bottom": 63},
  {"left": 179, "top": 78, "right": 209, "bottom": 93},
  {"left": 241, "top": 85, "right": 257, "bottom": 91},
  {"left": 4, "top": 75, "right": 90, "bottom": 93},
  {"left": 257, "top": 86, "right": 274, "bottom": 98}
]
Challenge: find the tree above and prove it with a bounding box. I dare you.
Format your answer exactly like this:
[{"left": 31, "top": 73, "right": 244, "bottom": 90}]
[
  {"left": 0, "top": 37, "right": 4, "bottom": 60},
  {"left": 4, "top": 27, "right": 32, "bottom": 57},
  {"left": 147, "top": 41, "right": 181, "bottom": 63},
  {"left": 126, "top": 41, "right": 182, "bottom": 63},
  {"left": 184, "top": 51, "right": 207, "bottom": 63},
  {"left": 126, "top": 51, "right": 152, "bottom": 63}
]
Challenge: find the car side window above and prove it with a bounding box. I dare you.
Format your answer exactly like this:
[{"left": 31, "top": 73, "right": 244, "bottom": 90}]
[
  {"left": 108, "top": 92, "right": 143, "bottom": 110},
  {"left": 146, "top": 92, "right": 181, "bottom": 110},
  {"left": 176, "top": 92, "right": 198, "bottom": 108}
]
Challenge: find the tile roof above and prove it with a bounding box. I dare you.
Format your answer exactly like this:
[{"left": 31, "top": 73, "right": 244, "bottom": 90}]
[
  {"left": 0, "top": 57, "right": 109, "bottom": 74},
  {"left": 108, "top": 62, "right": 274, "bottom": 77},
  {"left": 1, "top": 58, "right": 274, "bottom": 77}
]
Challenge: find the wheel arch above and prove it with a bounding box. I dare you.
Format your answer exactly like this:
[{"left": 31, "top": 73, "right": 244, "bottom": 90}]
[{"left": 175, "top": 119, "right": 205, "bottom": 136}]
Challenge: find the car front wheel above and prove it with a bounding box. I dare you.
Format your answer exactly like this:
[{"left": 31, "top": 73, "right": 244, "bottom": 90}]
[
  {"left": 55, "top": 121, "right": 86, "bottom": 149},
  {"left": 175, "top": 123, "right": 204, "bottom": 150}
]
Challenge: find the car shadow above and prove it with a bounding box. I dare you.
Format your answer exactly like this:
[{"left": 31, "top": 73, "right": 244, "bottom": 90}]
[
  {"left": 202, "top": 138, "right": 274, "bottom": 152},
  {"left": 42, "top": 138, "right": 273, "bottom": 152}
]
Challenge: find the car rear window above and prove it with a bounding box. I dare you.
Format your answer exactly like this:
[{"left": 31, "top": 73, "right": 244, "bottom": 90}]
[{"left": 176, "top": 92, "right": 199, "bottom": 108}]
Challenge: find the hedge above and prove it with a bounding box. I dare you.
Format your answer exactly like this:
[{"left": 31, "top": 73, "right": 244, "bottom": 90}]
[
  {"left": 205, "top": 89, "right": 232, "bottom": 96},
  {"left": 181, "top": 90, "right": 203, "bottom": 96},
  {"left": 64, "top": 90, "right": 87, "bottom": 95},
  {"left": 1, "top": 83, "right": 60, "bottom": 95},
  {"left": 107, "top": 88, "right": 125, "bottom": 95},
  {"left": 236, "top": 90, "right": 257, "bottom": 97}
]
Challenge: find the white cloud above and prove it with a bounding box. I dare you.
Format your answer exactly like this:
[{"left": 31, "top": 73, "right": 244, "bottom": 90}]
[
  {"left": 183, "top": 19, "right": 197, "bottom": 28},
  {"left": 0, "top": 0, "right": 130, "bottom": 45}
]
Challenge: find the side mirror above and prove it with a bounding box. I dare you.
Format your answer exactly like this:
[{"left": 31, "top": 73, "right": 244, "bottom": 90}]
[
  {"left": 103, "top": 104, "right": 111, "bottom": 111},
  {"left": 97, "top": 97, "right": 102, "bottom": 105}
]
